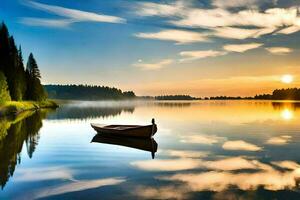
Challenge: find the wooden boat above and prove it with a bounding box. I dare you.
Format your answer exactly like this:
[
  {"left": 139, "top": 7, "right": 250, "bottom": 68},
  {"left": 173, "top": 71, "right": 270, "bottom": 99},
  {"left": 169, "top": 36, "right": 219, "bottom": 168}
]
[
  {"left": 91, "top": 119, "right": 157, "bottom": 138},
  {"left": 91, "top": 134, "right": 158, "bottom": 159}
]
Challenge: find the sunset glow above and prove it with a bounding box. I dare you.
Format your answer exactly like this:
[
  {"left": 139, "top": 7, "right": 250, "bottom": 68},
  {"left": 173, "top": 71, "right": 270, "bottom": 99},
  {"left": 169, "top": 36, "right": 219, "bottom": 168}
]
[{"left": 281, "top": 75, "right": 294, "bottom": 84}]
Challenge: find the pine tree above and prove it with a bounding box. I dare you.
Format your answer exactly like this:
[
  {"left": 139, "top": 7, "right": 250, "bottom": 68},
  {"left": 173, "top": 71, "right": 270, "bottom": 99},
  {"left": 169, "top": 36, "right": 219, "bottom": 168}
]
[
  {"left": 7, "top": 36, "right": 22, "bottom": 100},
  {"left": 26, "top": 53, "right": 46, "bottom": 101},
  {"left": 0, "top": 72, "right": 11, "bottom": 104},
  {"left": 0, "top": 22, "right": 10, "bottom": 73},
  {"left": 17, "top": 46, "right": 27, "bottom": 100}
]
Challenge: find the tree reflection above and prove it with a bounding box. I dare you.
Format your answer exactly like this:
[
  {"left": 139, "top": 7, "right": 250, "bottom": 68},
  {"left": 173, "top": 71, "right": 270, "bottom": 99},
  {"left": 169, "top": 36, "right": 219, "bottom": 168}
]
[
  {"left": 46, "top": 106, "right": 135, "bottom": 120},
  {"left": 0, "top": 110, "right": 48, "bottom": 189}
]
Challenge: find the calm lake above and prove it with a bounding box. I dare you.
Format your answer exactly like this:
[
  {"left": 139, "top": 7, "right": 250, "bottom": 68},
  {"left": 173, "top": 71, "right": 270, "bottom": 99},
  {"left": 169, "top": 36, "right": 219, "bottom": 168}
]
[{"left": 1, "top": 100, "right": 300, "bottom": 200}]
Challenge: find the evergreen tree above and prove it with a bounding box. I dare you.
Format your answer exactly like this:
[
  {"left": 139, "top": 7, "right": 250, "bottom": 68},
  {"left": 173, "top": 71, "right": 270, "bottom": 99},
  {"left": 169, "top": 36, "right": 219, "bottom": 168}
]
[
  {"left": 0, "top": 22, "right": 10, "bottom": 73},
  {"left": 0, "top": 72, "right": 11, "bottom": 104},
  {"left": 0, "top": 23, "right": 27, "bottom": 101},
  {"left": 7, "top": 36, "right": 22, "bottom": 100},
  {"left": 25, "top": 53, "right": 46, "bottom": 101},
  {"left": 17, "top": 46, "right": 27, "bottom": 100}
]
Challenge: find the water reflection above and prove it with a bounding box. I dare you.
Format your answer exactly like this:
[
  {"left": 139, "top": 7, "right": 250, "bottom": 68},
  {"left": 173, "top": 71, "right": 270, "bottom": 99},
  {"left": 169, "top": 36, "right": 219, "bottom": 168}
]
[
  {"left": 0, "top": 111, "right": 48, "bottom": 189},
  {"left": 281, "top": 109, "right": 294, "bottom": 120},
  {"left": 47, "top": 102, "right": 135, "bottom": 120},
  {"left": 1, "top": 100, "right": 300, "bottom": 199},
  {"left": 92, "top": 134, "right": 158, "bottom": 159}
]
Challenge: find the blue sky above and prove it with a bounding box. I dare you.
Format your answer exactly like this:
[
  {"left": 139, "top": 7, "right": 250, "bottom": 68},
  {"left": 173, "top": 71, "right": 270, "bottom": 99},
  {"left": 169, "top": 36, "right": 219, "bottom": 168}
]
[{"left": 1, "top": 0, "right": 300, "bottom": 96}]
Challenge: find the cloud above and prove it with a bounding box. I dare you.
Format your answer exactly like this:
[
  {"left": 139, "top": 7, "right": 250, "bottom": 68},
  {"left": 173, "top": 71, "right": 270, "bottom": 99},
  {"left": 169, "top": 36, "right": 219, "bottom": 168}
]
[
  {"left": 134, "top": 1, "right": 183, "bottom": 17},
  {"left": 134, "top": 29, "right": 208, "bottom": 44},
  {"left": 179, "top": 50, "right": 227, "bottom": 62},
  {"left": 223, "top": 43, "right": 263, "bottom": 52},
  {"left": 265, "top": 47, "right": 293, "bottom": 55},
  {"left": 212, "top": 0, "right": 277, "bottom": 9},
  {"left": 180, "top": 134, "right": 224, "bottom": 144},
  {"left": 213, "top": 27, "right": 275, "bottom": 40},
  {"left": 135, "top": 1, "right": 300, "bottom": 39},
  {"left": 266, "top": 135, "right": 292, "bottom": 145},
  {"left": 19, "top": 17, "right": 74, "bottom": 28},
  {"left": 21, "top": 0, "right": 125, "bottom": 27},
  {"left": 222, "top": 140, "right": 262, "bottom": 151},
  {"left": 133, "top": 59, "right": 173, "bottom": 70},
  {"left": 172, "top": 7, "right": 298, "bottom": 30}
]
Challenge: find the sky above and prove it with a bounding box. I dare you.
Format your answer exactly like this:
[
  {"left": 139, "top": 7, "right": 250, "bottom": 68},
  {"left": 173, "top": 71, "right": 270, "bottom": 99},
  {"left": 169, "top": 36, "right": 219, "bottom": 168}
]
[{"left": 1, "top": 0, "right": 300, "bottom": 97}]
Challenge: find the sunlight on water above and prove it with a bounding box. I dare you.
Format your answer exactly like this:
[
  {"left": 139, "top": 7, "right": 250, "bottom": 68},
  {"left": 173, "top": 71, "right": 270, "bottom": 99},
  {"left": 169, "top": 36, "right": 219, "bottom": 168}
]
[{"left": 1, "top": 100, "right": 300, "bottom": 200}]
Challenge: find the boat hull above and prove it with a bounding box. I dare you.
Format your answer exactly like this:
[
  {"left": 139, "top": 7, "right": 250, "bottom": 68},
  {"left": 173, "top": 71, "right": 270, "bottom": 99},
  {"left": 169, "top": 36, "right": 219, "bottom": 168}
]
[{"left": 91, "top": 123, "right": 157, "bottom": 138}]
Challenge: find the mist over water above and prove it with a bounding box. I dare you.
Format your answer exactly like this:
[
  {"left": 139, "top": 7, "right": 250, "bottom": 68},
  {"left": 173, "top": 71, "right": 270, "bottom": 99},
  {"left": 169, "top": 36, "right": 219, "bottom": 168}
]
[{"left": 1, "top": 100, "right": 300, "bottom": 199}]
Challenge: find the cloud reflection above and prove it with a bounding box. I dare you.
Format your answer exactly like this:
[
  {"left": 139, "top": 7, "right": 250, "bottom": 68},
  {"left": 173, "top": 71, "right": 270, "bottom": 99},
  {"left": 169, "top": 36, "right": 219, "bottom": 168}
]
[
  {"left": 180, "top": 134, "right": 224, "bottom": 145},
  {"left": 222, "top": 140, "right": 262, "bottom": 151},
  {"left": 34, "top": 178, "right": 125, "bottom": 199},
  {"left": 131, "top": 156, "right": 271, "bottom": 171},
  {"left": 15, "top": 167, "right": 73, "bottom": 182},
  {"left": 266, "top": 135, "right": 292, "bottom": 145},
  {"left": 160, "top": 168, "right": 300, "bottom": 191},
  {"left": 162, "top": 150, "right": 209, "bottom": 158}
]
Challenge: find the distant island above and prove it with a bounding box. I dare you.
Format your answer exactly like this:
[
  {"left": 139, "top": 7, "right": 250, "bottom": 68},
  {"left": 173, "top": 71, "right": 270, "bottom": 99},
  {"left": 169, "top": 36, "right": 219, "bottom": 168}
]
[
  {"left": 0, "top": 22, "right": 57, "bottom": 116},
  {"left": 155, "top": 95, "right": 199, "bottom": 100}
]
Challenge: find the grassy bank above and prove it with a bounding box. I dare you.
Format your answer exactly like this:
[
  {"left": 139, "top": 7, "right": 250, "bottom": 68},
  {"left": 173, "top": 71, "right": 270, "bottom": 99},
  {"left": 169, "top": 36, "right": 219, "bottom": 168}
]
[{"left": 0, "top": 100, "right": 58, "bottom": 116}]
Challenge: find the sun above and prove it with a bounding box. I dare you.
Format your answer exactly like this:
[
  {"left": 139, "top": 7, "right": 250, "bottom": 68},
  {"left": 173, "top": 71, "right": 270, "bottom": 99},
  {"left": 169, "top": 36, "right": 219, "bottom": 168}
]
[{"left": 281, "top": 74, "right": 293, "bottom": 84}]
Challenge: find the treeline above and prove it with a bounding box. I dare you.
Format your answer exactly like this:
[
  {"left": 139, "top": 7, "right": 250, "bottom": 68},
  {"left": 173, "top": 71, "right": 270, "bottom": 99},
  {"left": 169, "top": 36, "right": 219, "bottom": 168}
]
[
  {"left": 255, "top": 88, "right": 300, "bottom": 100},
  {"left": 155, "top": 95, "right": 199, "bottom": 100},
  {"left": 44, "top": 84, "right": 136, "bottom": 100},
  {"left": 0, "top": 22, "right": 46, "bottom": 103},
  {"left": 209, "top": 88, "right": 300, "bottom": 100}
]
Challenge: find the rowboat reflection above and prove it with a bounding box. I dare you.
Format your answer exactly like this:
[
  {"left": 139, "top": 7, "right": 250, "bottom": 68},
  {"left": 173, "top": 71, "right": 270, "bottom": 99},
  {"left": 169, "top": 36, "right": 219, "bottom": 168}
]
[{"left": 91, "top": 134, "right": 158, "bottom": 159}]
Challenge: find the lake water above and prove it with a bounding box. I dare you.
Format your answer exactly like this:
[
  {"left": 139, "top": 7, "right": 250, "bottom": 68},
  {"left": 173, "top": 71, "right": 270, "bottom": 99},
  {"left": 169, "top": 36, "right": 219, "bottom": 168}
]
[{"left": 1, "top": 100, "right": 300, "bottom": 200}]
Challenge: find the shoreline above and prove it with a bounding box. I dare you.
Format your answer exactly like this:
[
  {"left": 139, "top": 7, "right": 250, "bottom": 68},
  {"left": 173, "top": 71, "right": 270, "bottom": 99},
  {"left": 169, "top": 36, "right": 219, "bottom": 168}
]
[{"left": 0, "top": 100, "right": 59, "bottom": 117}]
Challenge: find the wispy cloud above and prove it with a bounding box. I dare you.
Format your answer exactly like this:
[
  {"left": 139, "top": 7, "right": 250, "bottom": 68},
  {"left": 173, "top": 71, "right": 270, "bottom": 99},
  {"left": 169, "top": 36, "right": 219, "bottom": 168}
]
[
  {"left": 222, "top": 140, "right": 262, "bottom": 151},
  {"left": 133, "top": 59, "right": 173, "bottom": 70},
  {"left": 21, "top": 0, "right": 126, "bottom": 28},
  {"left": 135, "top": 1, "right": 300, "bottom": 39},
  {"left": 223, "top": 43, "right": 263, "bottom": 52},
  {"left": 213, "top": 27, "right": 275, "bottom": 40},
  {"left": 134, "top": 1, "right": 183, "bottom": 17},
  {"left": 134, "top": 29, "right": 208, "bottom": 44},
  {"left": 19, "top": 17, "right": 74, "bottom": 28},
  {"left": 265, "top": 47, "right": 293, "bottom": 55},
  {"left": 179, "top": 50, "right": 227, "bottom": 62},
  {"left": 211, "top": 0, "right": 277, "bottom": 9}
]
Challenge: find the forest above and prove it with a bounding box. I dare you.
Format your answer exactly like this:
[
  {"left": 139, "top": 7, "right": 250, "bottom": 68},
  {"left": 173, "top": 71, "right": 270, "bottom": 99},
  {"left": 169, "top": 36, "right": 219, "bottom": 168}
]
[
  {"left": 0, "top": 22, "right": 46, "bottom": 104},
  {"left": 44, "top": 84, "right": 136, "bottom": 100},
  {"left": 210, "top": 88, "right": 300, "bottom": 100}
]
